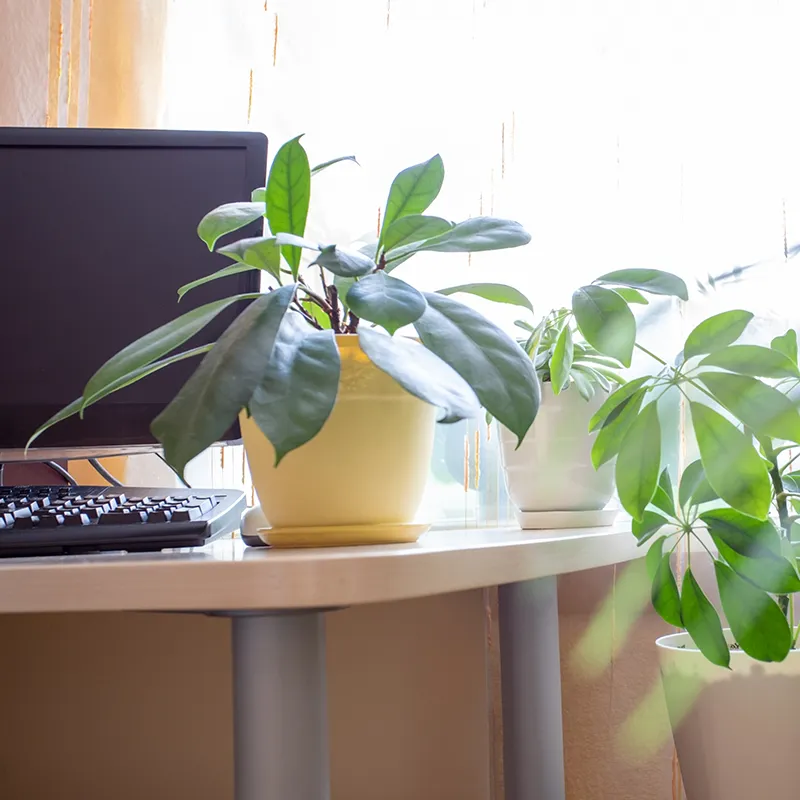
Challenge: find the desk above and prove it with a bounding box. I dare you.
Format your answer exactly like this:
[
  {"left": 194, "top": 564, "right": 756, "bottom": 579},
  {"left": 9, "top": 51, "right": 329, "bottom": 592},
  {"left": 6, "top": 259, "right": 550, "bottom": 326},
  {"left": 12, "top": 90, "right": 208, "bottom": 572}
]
[{"left": 0, "top": 524, "right": 642, "bottom": 800}]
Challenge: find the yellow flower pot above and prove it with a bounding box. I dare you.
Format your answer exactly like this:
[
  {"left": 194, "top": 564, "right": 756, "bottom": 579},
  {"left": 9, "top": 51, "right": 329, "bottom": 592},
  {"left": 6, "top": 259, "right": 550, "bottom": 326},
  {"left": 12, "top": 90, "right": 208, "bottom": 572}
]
[{"left": 240, "top": 334, "right": 436, "bottom": 547}]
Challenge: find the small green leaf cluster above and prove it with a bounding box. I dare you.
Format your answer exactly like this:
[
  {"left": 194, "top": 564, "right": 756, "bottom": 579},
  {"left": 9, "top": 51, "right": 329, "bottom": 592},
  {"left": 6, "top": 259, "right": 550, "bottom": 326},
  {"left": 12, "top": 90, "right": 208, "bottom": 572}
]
[
  {"left": 594, "top": 306, "right": 800, "bottom": 667},
  {"left": 29, "top": 136, "right": 539, "bottom": 475}
]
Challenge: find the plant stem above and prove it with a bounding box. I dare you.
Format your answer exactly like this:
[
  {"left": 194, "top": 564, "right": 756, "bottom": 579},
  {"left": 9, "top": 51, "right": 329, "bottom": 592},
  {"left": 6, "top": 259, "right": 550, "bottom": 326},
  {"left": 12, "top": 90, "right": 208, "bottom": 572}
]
[
  {"left": 635, "top": 343, "right": 668, "bottom": 367},
  {"left": 329, "top": 284, "right": 342, "bottom": 332},
  {"left": 292, "top": 299, "right": 322, "bottom": 330},
  {"left": 347, "top": 312, "right": 360, "bottom": 333},
  {"left": 782, "top": 450, "right": 800, "bottom": 473},
  {"left": 766, "top": 443, "right": 792, "bottom": 619}
]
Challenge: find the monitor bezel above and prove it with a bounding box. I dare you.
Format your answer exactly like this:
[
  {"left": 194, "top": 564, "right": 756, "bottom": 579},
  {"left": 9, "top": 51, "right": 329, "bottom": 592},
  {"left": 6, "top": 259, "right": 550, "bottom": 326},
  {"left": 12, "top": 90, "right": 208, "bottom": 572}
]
[{"left": 0, "top": 127, "right": 268, "bottom": 463}]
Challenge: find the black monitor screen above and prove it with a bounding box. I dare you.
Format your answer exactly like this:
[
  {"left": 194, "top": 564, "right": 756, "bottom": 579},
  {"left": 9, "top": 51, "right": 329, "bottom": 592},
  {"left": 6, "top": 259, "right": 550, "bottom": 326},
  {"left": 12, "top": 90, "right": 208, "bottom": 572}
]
[{"left": 0, "top": 128, "right": 267, "bottom": 454}]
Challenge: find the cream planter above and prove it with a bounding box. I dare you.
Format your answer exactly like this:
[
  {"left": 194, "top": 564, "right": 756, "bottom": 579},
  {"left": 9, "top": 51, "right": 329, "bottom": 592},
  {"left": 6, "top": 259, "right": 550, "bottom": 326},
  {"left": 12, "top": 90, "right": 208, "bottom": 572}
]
[
  {"left": 658, "top": 630, "right": 800, "bottom": 799},
  {"left": 499, "top": 383, "right": 615, "bottom": 527},
  {"left": 240, "top": 335, "right": 436, "bottom": 547}
]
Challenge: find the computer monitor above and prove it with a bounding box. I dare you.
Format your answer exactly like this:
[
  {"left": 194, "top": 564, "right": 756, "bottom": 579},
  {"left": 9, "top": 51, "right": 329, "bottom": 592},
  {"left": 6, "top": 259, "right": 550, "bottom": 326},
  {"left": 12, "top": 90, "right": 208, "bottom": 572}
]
[{"left": 0, "top": 127, "right": 267, "bottom": 462}]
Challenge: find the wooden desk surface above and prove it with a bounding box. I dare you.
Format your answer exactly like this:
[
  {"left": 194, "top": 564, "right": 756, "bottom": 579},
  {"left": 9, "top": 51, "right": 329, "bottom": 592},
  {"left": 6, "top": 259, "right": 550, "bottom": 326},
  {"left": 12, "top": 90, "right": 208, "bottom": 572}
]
[{"left": 0, "top": 523, "right": 641, "bottom": 614}]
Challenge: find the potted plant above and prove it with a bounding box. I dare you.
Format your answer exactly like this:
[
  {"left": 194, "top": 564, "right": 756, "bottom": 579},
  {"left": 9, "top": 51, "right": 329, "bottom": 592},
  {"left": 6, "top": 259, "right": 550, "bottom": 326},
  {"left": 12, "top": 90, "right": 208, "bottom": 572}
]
[
  {"left": 29, "top": 135, "right": 539, "bottom": 546},
  {"left": 499, "top": 272, "right": 688, "bottom": 528},
  {"left": 596, "top": 305, "right": 800, "bottom": 798}
]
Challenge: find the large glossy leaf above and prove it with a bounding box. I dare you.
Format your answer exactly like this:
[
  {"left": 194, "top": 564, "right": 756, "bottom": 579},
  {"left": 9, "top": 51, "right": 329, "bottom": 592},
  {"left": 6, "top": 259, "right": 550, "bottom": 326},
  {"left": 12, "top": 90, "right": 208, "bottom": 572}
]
[
  {"left": 266, "top": 136, "right": 311, "bottom": 278},
  {"left": 591, "top": 389, "right": 646, "bottom": 468},
  {"left": 771, "top": 329, "right": 798, "bottom": 363},
  {"left": 697, "top": 372, "right": 800, "bottom": 443},
  {"left": 550, "top": 324, "right": 573, "bottom": 394},
  {"left": 27, "top": 346, "right": 212, "bottom": 450},
  {"left": 358, "top": 328, "right": 480, "bottom": 423},
  {"left": 678, "top": 459, "right": 719, "bottom": 508},
  {"left": 690, "top": 402, "right": 771, "bottom": 519},
  {"left": 595, "top": 269, "right": 688, "bottom": 300},
  {"left": 632, "top": 511, "right": 669, "bottom": 544},
  {"left": 381, "top": 215, "right": 452, "bottom": 254},
  {"left": 82, "top": 294, "right": 259, "bottom": 410},
  {"left": 313, "top": 245, "right": 376, "bottom": 278},
  {"left": 414, "top": 292, "right": 539, "bottom": 443},
  {"left": 646, "top": 536, "right": 668, "bottom": 580},
  {"left": 385, "top": 217, "right": 530, "bottom": 263},
  {"left": 177, "top": 264, "right": 260, "bottom": 301},
  {"left": 572, "top": 285, "right": 636, "bottom": 366},
  {"left": 612, "top": 287, "right": 649, "bottom": 305},
  {"left": 346, "top": 272, "right": 426, "bottom": 335},
  {"left": 683, "top": 310, "right": 753, "bottom": 360},
  {"left": 310, "top": 155, "right": 358, "bottom": 175},
  {"left": 652, "top": 553, "right": 682, "bottom": 627},
  {"left": 699, "top": 345, "right": 800, "bottom": 379},
  {"left": 250, "top": 315, "right": 340, "bottom": 465},
  {"left": 570, "top": 369, "right": 594, "bottom": 400},
  {"left": 197, "top": 202, "right": 266, "bottom": 251},
  {"left": 681, "top": 568, "right": 730, "bottom": 668},
  {"left": 151, "top": 285, "right": 296, "bottom": 477},
  {"left": 615, "top": 401, "right": 661, "bottom": 520},
  {"left": 657, "top": 467, "right": 676, "bottom": 514},
  {"left": 435, "top": 283, "right": 534, "bottom": 312},
  {"left": 588, "top": 376, "right": 650, "bottom": 432},
  {"left": 217, "top": 235, "right": 281, "bottom": 281},
  {"left": 715, "top": 560, "right": 792, "bottom": 662},
  {"left": 700, "top": 508, "right": 800, "bottom": 593},
  {"left": 378, "top": 154, "right": 445, "bottom": 250}
]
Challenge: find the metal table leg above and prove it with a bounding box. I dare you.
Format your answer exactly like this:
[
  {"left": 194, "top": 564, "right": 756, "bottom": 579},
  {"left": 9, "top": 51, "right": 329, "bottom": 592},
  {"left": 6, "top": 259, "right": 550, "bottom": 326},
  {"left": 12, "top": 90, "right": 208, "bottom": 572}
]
[
  {"left": 498, "top": 576, "right": 566, "bottom": 800},
  {"left": 230, "top": 611, "right": 330, "bottom": 800}
]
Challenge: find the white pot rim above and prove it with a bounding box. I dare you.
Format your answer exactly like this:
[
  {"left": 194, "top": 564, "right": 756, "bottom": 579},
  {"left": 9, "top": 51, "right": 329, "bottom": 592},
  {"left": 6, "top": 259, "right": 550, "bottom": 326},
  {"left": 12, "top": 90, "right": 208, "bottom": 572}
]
[{"left": 657, "top": 630, "right": 800, "bottom": 656}]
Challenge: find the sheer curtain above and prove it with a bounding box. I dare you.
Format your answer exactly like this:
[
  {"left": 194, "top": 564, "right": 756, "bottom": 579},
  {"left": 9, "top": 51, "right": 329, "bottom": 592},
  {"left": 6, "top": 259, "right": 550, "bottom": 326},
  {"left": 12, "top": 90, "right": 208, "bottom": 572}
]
[{"left": 149, "top": 0, "right": 800, "bottom": 520}]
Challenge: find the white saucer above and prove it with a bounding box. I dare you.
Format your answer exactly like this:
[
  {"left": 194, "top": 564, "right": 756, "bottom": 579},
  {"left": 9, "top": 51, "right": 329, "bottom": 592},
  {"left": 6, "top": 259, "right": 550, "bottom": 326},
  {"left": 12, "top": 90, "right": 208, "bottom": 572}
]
[{"left": 513, "top": 508, "right": 618, "bottom": 530}]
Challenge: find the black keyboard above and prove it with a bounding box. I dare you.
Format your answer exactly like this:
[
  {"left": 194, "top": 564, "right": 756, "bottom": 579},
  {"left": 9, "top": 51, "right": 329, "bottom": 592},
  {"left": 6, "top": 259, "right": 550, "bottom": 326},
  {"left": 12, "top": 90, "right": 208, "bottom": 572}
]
[{"left": 0, "top": 485, "right": 246, "bottom": 557}]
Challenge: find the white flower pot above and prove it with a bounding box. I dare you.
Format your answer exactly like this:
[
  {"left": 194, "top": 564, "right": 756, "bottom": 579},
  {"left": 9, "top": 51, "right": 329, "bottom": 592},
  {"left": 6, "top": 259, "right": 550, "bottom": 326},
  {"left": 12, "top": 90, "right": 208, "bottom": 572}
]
[
  {"left": 658, "top": 630, "right": 800, "bottom": 799},
  {"left": 499, "top": 382, "right": 615, "bottom": 527}
]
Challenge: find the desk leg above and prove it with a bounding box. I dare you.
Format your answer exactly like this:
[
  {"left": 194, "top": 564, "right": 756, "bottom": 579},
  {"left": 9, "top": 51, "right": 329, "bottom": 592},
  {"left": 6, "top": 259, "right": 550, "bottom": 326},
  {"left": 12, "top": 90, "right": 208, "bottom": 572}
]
[
  {"left": 231, "top": 612, "right": 329, "bottom": 800},
  {"left": 498, "top": 576, "right": 566, "bottom": 800}
]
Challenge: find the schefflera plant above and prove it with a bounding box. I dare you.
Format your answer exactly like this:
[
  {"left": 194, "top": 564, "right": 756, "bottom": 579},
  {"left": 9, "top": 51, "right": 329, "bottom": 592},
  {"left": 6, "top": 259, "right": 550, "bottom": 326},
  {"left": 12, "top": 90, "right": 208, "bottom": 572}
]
[
  {"left": 593, "top": 306, "right": 800, "bottom": 667},
  {"left": 29, "top": 135, "right": 541, "bottom": 475}
]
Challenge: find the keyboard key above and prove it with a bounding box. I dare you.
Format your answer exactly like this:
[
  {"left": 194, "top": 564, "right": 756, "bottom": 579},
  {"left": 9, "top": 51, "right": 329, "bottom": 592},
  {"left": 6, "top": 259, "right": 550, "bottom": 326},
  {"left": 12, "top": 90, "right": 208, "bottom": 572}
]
[
  {"left": 14, "top": 515, "right": 39, "bottom": 529},
  {"left": 147, "top": 510, "right": 172, "bottom": 524},
  {"left": 38, "top": 514, "right": 65, "bottom": 528},
  {"left": 98, "top": 511, "right": 147, "bottom": 525},
  {"left": 64, "top": 513, "right": 90, "bottom": 527},
  {"left": 170, "top": 507, "right": 202, "bottom": 522}
]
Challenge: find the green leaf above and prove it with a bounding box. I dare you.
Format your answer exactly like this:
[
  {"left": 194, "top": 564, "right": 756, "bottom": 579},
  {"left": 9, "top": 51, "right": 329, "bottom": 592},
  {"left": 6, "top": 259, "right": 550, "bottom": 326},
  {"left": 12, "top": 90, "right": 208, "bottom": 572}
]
[
  {"left": 715, "top": 560, "right": 792, "bottom": 662},
  {"left": 312, "top": 245, "right": 375, "bottom": 278},
  {"left": 82, "top": 294, "right": 260, "bottom": 411},
  {"left": 570, "top": 369, "right": 595, "bottom": 400},
  {"left": 771, "top": 329, "right": 798, "bottom": 364},
  {"left": 588, "top": 377, "right": 650, "bottom": 432},
  {"left": 690, "top": 402, "right": 771, "bottom": 519},
  {"left": 657, "top": 467, "right": 675, "bottom": 513},
  {"left": 591, "top": 389, "right": 646, "bottom": 468},
  {"left": 274, "top": 232, "right": 321, "bottom": 251},
  {"left": 681, "top": 568, "right": 730, "bottom": 668},
  {"left": 697, "top": 372, "right": 800, "bottom": 444},
  {"left": 550, "top": 324, "right": 574, "bottom": 394},
  {"left": 358, "top": 328, "right": 480, "bottom": 423},
  {"left": 346, "top": 272, "right": 427, "bottom": 335},
  {"left": 572, "top": 285, "right": 636, "bottom": 367},
  {"left": 646, "top": 536, "right": 668, "bottom": 581},
  {"left": 678, "top": 459, "right": 719, "bottom": 508},
  {"left": 683, "top": 310, "right": 754, "bottom": 360},
  {"left": 385, "top": 217, "right": 530, "bottom": 263},
  {"left": 612, "top": 287, "right": 649, "bottom": 305},
  {"left": 378, "top": 154, "right": 445, "bottom": 250},
  {"left": 197, "top": 202, "right": 266, "bottom": 251},
  {"left": 595, "top": 269, "right": 688, "bottom": 301},
  {"left": 302, "top": 301, "right": 332, "bottom": 329},
  {"left": 414, "top": 292, "right": 539, "bottom": 444},
  {"left": 266, "top": 136, "right": 311, "bottom": 278},
  {"left": 699, "top": 345, "right": 800, "bottom": 379},
  {"left": 615, "top": 401, "right": 661, "bottom": 520},
  {"left": 27, "top": 346, "right": 212, "bottom": 450},
  {"left": 436, "top": 283, "right": 534, "bottom": 313},
  {"left": 249, "top": 315, "right": 340, "bottom": 465},
  {"left": 571, "top": 364, "right": 611, "bottom": 393},
  {"left": 310, "top": 155, "right": 358, "bottom": 175},
  {"left": 334, "top": 275, "right": 355, "bottom": 313},
  {"left": 151, "top": 285, "right": 296, "bottom": 477},
  {"left": 217, "top": 235, "right": 281, "bottom": 281},
  {"left": 251, "top": 187, "right": 266, "bottom": 202},
  {"left": 177, "top": 264, "right": 260, "bottom": 301},
  {"left": 632, "top": 511, "right": 669, "bottom": 544},
  {"left": 652, "top": 553, "right": 682, "bottom": 627},
  {"left": 700, "top": 508, "right": 800, "bottom": 593},
  {"left": 381, "top": 215, "right": 453, "bottom": 254}
]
